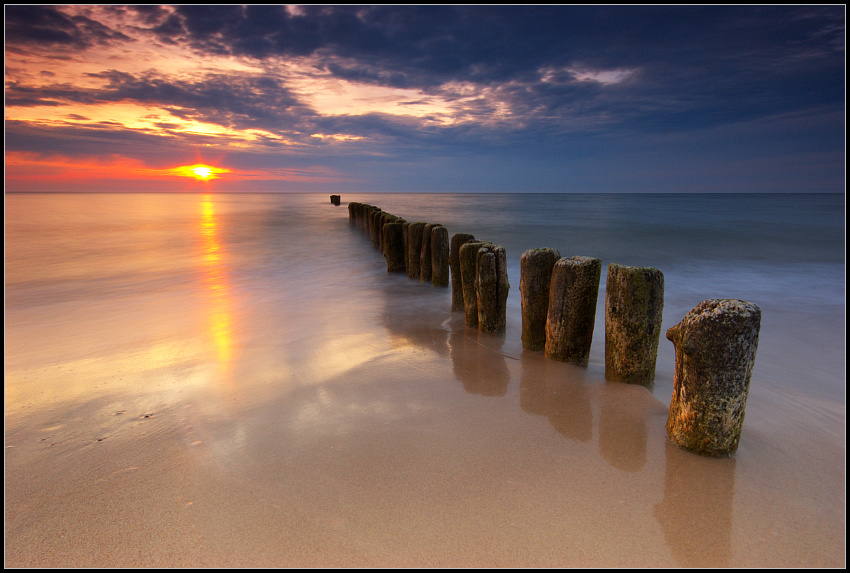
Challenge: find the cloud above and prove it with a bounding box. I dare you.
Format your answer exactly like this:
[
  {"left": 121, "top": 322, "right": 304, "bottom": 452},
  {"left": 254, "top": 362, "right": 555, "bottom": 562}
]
[
  {"left": 4, "top": 5, "right": 845, "bottom": 193},
  {"left": 4, "top": 5, "right": 131, "bottom": 50}
]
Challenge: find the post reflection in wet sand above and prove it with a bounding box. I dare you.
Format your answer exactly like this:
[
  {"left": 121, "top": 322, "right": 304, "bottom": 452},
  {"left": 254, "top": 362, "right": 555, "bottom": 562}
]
[
  {"left": 654, "top": 440, "right": 735, "bottom": 567},
  {"left": 598, "top": 385, "right": 648, "bottom": 472},
  {"left": 198, "top": 195, "right": 236, "bottom": 377},
  {"left": 519, "top": 352, "right": 592, "bottom": 441},
  {"left": 448, "top": 329, "right": 510, "bottom": 397}
]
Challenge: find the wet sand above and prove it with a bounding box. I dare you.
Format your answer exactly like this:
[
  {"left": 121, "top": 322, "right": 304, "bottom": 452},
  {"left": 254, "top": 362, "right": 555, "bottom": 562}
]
[{"left": 4, "top": 194, "right": 845, "bottom": 567}]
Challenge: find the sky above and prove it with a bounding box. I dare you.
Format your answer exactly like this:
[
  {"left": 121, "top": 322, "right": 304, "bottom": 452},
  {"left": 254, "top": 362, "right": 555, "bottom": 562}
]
[{"left": 4, "top": 5, "right": 846, "bottom": 193}]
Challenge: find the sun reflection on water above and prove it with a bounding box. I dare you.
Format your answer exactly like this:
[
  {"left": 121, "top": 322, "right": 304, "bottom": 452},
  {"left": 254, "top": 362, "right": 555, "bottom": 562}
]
[{"left": 199, "top": 195, "right": 235, "bottom": 373}]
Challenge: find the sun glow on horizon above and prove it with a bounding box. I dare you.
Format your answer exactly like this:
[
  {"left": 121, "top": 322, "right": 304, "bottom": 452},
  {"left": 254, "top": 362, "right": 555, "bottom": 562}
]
[{"left": 173, "top": 164, "right": 231, "bottom": 181}]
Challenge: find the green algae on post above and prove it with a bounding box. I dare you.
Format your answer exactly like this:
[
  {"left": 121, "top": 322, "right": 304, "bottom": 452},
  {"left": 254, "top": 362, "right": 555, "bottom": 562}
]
[
  {"left": 666, "top": 299, "right": 761, "bottom": 457},
  {"left": 520, "top": 248, "right": 561, "bottom": 351},
  {"left": 604, "top": 263, "right": 664, "bottom": 386}
]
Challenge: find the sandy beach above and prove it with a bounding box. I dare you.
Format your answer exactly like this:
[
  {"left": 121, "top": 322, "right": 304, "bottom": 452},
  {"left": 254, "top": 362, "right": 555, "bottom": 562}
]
[{"left": 4, "top": 192, "right": 845, "bottom": 567}]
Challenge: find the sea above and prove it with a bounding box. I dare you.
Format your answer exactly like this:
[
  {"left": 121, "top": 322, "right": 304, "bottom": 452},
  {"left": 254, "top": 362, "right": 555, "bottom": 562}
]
[{"left": 4, "top": 192, "right": 845, "bottom": 567}]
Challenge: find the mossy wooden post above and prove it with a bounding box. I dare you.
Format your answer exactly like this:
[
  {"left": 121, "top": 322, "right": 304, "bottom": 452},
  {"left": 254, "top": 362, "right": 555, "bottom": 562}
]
[
  {"left": 420, "top": 223, "right": 439, "bottom": 283},
  {"left": 459, "top": 241, "right": 491, "bottom": 327},
  {"left": 348, "top": 202, "right": 357, "bottom": 224},
  {"left": 545, "top": 256, "right": 602, "bottom": 366},
  {"left": 450, "top": 233, "right": 475, "bottom": 311},
  {"left": 407, "top": 222, "right": 425, "bottom": 279},
  {"left": 666, "top": 299, "right": 761, "bottom": 457},
  {"left": 476, "top": 244, "right": 509, "bottom": 334},
  {"left": 384, "top": 221, "right": 406, "bottom": 273},
  {"left": 430, "top": 225, "right": 450, "bottom": 287},
  {"left": 520, "top": 248, "right": 561, "bottom": 351},
  {"left": 330, "top": 194, "right": 341, "bottom": 206},
  {"left": 604, "top": 263, "right": 665, "bottom": 386}
]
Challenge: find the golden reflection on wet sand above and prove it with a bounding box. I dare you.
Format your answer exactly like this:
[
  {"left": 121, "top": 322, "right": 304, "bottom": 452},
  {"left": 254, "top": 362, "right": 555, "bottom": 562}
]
[{"left": 198, "top": 195, "right": 235, "bottom": 374}]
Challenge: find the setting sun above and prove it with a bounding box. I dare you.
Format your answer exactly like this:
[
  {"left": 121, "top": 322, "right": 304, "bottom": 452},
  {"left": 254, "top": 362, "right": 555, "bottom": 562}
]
[{"left": 172, "top": 164, "right": 230, "bottom": 180}]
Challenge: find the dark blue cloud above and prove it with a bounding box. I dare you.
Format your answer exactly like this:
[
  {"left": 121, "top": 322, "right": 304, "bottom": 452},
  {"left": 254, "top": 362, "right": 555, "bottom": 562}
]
[{"left": 5, "top": 5, "right": 130, "bottom": 49}]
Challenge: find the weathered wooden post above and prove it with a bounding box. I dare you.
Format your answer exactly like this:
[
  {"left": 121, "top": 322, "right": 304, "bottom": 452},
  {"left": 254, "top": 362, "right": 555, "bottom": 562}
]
[
  {"left": 380, "top": 213, "right": 400, "bottom": 257},
  {"left": 407, "top": 222, "right": 425, "bottom": 279},
  {"left": 369, "top": 208, "right": 382, "bottom": 248},
  {"left": 666, "top": 299, "right": 761, "bottom": 457},
  {"left": 431, "top": 225, "right": 450, "bottom": 287},
  {"left": 401, "top": 221, "right": 411, "bottom": 271},
  {"left": 419, "top": 223, "right": 439, "bottom": 283},
  {"left": 604, "top": 263, "right": 665, "bottom": 386},
  {"left": 450, "top": 233, "right": 476, "bottom": 311},
  {"left": 330, "top": 194, "right": 341, "bottom": 205},
  {"left": 384, "top": 221, "right": 406, "bottom": 273},
  {"left": 379, "top": 212, "right": 393, "bottom": 255},
  {"left": 520, "top": 248, "right": 561, "bottom": 351},
  {"left": 545, "top": 256, "right": 602, "bottom": 366},
  {"left": 476, "top": 244, "right": 509, "bottom": 334},
  {"left": 459, "top": 241, "right": 491, "bottom": 327}
]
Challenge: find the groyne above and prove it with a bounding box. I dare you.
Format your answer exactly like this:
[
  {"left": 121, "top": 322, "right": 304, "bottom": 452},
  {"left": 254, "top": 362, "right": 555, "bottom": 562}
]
[{"left": 345, "top": 200, "right": 760, "bottom": 457}]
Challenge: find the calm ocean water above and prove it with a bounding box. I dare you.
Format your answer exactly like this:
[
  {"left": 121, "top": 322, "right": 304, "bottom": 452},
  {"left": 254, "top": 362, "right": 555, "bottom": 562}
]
[{"left": 5, "top": 192, "right": 845, "bottom": 408}]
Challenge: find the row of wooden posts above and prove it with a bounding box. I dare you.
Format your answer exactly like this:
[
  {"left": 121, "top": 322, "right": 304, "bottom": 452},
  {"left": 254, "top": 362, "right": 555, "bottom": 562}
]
[{"left": 344, "top": 199, "right": 761, "bottom": 458}]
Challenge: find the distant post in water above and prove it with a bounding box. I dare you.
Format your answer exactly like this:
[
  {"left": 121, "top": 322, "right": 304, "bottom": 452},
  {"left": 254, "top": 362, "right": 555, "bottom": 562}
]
[
  {"left": 430, "top": 225, "right": 450, "bottom": 287},
  {"left": 407, "top": 222, "right": 425, "bottom": 279},
  {"left": 419, "top": 223, "right": 438, "bottom": 283},
  {"left": 476, "top": 244, "right": 510, "bottom": 334},
  {"left": 459, "top": 241, "right": 491, "bottom": 327},
  {"left": 450, "top": 233, "right": 476, "bottom": 311},
  {"left": 604, "top": 263, "right": 665, "bottom": 386},
  {"left": 545, "top": 256, "right": 602, "bottom": 366},
  {"left": 666, "top": 299, "right": 761, "bottom": 457},
  {"left": 330, "top": 194, "right": 341, "bottom": 206},
  {"left": 369, "top": 209, "right": 382, "bottom": 249},
  {"left": 384, "top": 221, "right": 406, "bottom": 273},
  {"left": 520, "top": 248, "right": 561, "bottom": 351},
  {"left": 402, "top": 222, "right": 411, "bottom": 271}
]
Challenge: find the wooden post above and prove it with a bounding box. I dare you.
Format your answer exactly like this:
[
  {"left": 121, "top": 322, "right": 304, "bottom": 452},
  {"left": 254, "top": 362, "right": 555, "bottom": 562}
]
[
  {"left": 419, "top": 223, "right": 439, "bottom": 282},
  {"left": 520, "top": 248, "right": 561, "bottom": 351},
  {"left": 384, "top": 221, "right": 406, "bottom": 273},
  {"left": 369, "top": 208, "right": 382, "bottom": 248},
  {"left": 545, "top": 256, "right": 602, "bottom": 366},
  {"left": 450, "top": 233, "right": 476, "bottom": 312},
  {"left": 430, "top": 225, "right": 450, "bottom": 287},
  {"left": 604, "top": 263, "right": 665, "bottom": 386},
  {"left": 476, "top": 244, "right": 509, "bottom": 334},
  {"left": 666, "top": 299, "right": 761, "bottom": 457},
  {"left": 459, "top": 241, "right": 491, "bottom": 328},
  {"left": 407, "top": 222, "right": 425, "bottom": 279}
]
